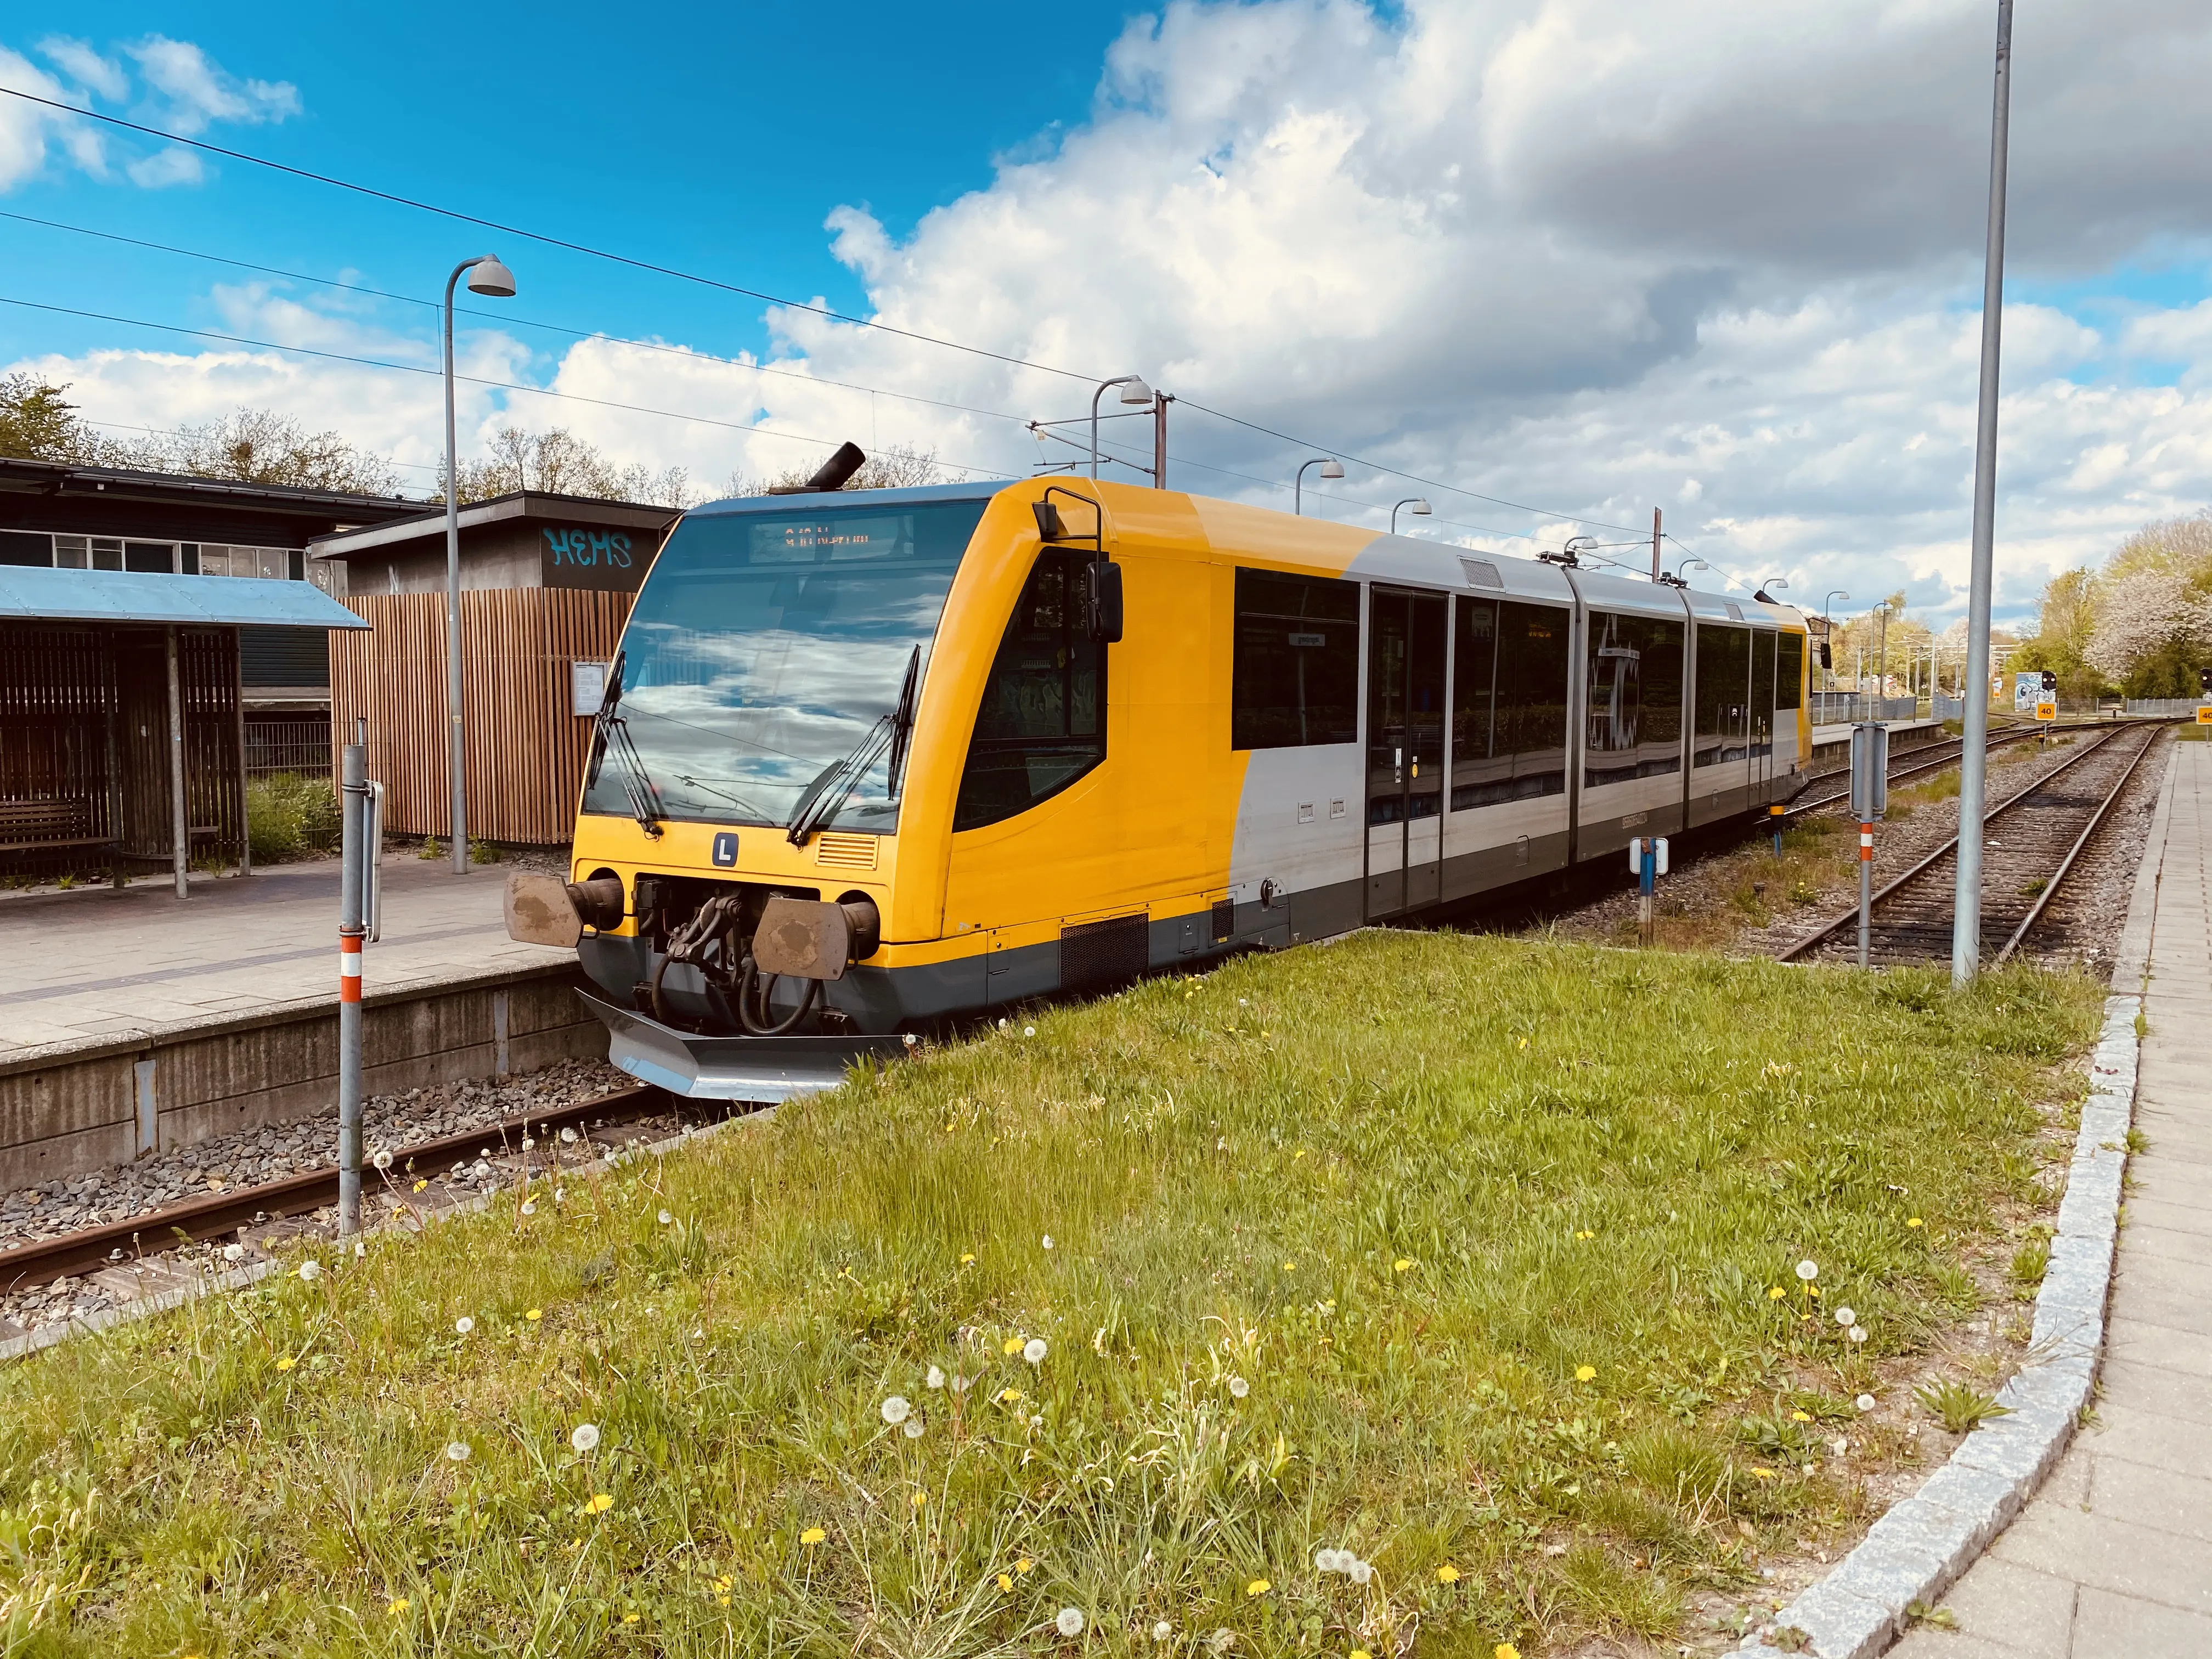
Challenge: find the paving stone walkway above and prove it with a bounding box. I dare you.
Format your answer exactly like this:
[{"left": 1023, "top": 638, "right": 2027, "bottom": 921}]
[
  {"left": 0, "top": 857, "right": 567, "bottom": 1059},
  {"left": 1892, "top": 739, "right": 2212, "bottom": 1657}
]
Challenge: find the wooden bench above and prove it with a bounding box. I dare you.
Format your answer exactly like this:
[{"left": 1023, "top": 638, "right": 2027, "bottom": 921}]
[{"left": 0, "top": 802, "right": 122, "bottom": 884}]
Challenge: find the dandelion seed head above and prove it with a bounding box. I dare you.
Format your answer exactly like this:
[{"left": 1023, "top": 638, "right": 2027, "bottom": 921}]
[
  {"left": 1024, "top": 1338, "right": 1048, "bottom": 1365},
  {"left": 1056, "top": 1608, "right": 1085, "bottom": 1637},
  {"left": 882, "top": 1395, "right": 912, "bottom": 1425},
  {"left": 521, "top": 1200, "right": 537, "bottom": 1216},
  {"left": 903, "top": 1417, "right": 924, "bottom": 1438},
  {"left": 454, "top": 1316, "right": 474, "bottom": 1335},
  {"left": 222, "top": 1243, "right": 245, "bottom": 1262},
  {"left": 1857, "top": 1393, "right": 1877, "bottom": 1412},
  {"left": 1211, "top": 1630, "right": 1237, "bottom": 1655},
  {"left": 560, "top": 1127, "right": 578, "bottom": 1144},
  {"left": 1228, "top": 1375, "right": 1249, "bottom": 1398},
  {"left": 373, "top": 1150, "right": 392, "bottom": 1170},
  {"left": 1023, "top": 1025, "right": 1036, "bottom": 1037},
  {"left": 296, "top": 1259, "right": 321, "bottom": 1282},
  {"left": 1849, "top": 1324, "right": 1869, "bottom": 1344},
  {"left": 926, "top": 1365, "right": 945, "bottom": 1389},
  {"left": 658, "top": 1209, "right": 673, "bottom": 1225},
  {"left": 570, "top": 1423, "right": 601, "bottom": 1454},
  {"left": 1835, "top": 1306, "right": 1857, "bottom": 1326},
  {"left": 445, "top": 1441, "right": 470, "bottom": 1462},
  {"left": 1348, "top": 1559, "right": 1374, "bottom": 1584},
  {"left": 1153, "top": 1621, "right": 1173, "bottom": 1641},
  {"left": 1796, "top": 1260, "right": 1819, "bottom": 1280},
  {"left": 1041, "top": 1234, "right": 1054, "bottom": 1250}
]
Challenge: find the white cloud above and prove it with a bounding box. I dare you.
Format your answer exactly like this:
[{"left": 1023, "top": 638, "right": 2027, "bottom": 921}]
[
  {"left": 125, "top": 145, "right": 205, "bottom": 188},
  {"left": 0, "top": 46, "right": 101, "bottom": 189},
  {"left": 37, "top": 37, "right": 127, "bottom": 102},
  {"left": 123, "top": 36, "right": 298, "bottom": 135}
]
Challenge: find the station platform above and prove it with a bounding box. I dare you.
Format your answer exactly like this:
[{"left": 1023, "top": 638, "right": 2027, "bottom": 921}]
[
  {"left": 1891, "top": 738, "right": 2212, "bottom": 1655},
  {"left": 0, "top": 857, "right": 571, "bottom": 1062}
]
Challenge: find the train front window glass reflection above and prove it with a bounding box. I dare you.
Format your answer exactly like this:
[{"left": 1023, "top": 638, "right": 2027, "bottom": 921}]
[
  {"left": 1231, "top": 568, "right": 1360, "bottom": 748},
  {"left": 1583, "top": 611, "right": 1683, "bottom": 788},
  {"left": 1694, "top": 623, "right": 1750, "bottom": 767}
]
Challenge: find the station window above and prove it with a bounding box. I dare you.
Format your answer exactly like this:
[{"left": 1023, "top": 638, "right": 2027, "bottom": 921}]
[
  {"left": 1451, "top": 597, "right": 1571, "bottom": 808},
  {"left": 1583, "top": 611, "right": 1684, "bottom": 788},
  {"left": 1694, "top": 623, "right": 1751, "bottom": 766},
  {"left": 0, "top": 531, "right": 52, "bottom": 567},
  {"left": 1230, "top": 568, "right": 1359, "bottom": 748},
  {"left": 952, "top": 548, "right": 1107, "bottom": 831},
  {"left": 1777, "top": 631, "right": 1804, "bottom": 710}
]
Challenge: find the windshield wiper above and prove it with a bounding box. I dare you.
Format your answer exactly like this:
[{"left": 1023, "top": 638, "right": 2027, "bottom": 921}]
[
  {"left": 591, "top": 655, "right": 665, "bottom": 838},
  {"left": 786, "top": 645, "right": 921, "bottom": 847}
]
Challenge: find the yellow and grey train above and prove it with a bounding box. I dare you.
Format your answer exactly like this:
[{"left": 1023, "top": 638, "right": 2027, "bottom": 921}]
[{"left": 508, "top": 467, "right": 1810, "bottom": 1098}]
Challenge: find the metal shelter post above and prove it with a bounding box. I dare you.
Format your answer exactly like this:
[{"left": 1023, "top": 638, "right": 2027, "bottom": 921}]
[
  {"left": 1952, "top": 0, "right": 2015, "bottom": 988},
  {"left": 165, "top": 625, "right": 187, "bottom": 899}
]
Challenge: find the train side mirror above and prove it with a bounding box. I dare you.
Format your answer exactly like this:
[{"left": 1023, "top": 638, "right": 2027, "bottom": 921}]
[
  {"left": 1033, "top": 500, "right": 1066, "bottom": 540},
  {"left": 1819, "top": 641, "right": 1832, "bottom": 670},
  {"left": 1085, "top": 559, "right": 1124, "bottom": 643}
]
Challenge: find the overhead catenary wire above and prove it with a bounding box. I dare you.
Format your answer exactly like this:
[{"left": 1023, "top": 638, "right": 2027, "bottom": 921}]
[{"left": 0, "top": 100, "right": 1688, "bottom": 544}]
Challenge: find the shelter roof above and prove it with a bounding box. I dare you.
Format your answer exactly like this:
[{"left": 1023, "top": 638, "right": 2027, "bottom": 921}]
[
  {"left": 0, "top": 567, "right": 368, "bottom": 629},
  {"left": 310, "top": 490, "right": 682, "bottom": 560}
]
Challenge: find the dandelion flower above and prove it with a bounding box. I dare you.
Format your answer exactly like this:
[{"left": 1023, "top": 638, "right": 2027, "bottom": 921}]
[
  {"left": 801, "top": 1527, "right": 826, "bottom": 1544},
  {"left": 959, "top": 1252, "right": 975, "bottom": 1265},
  {"left": 1042, "top": 1234, "right": 1055, "bottom": 1250},
  {"left": 997, "top": 1572, "right": 1014, "bottom": 1592},
  {"left": 1393, "top": 1257, "right": 1413, "bottom": 1273},
  {"left": 1835, "top": 1306, "right": 1856, "bottom": 1327},
  {"left": 1004, "top": 1336, "right": 1025, "bottom": 1355},
  {"left": 882, "top": 1396, "right": 912, "bottom": 1425},
  {"left": 926, "top": 1365, "right": 945, "bottom": 1389},
  {"left": 1056, "top": 1608, "right": 1085, "bottom": 1637},
  {"left": 1768, "top": 1286, "right": 1787, "bottom": 1301},
  {"left": 274, "top": 1356, "right": 296, "bottom": 1372},
  {"left": 445, "top": 1441, "right": 470, "bottom": 1462},
  {"left": 1751, "top": 1466, "right": 1776, "bottom": 1481},
  {"left": 526, "top": 1308, "right": 542, "bottom": 1322},
  {"left": 1025, "top": 1338, "right": 1048, "bottom": 1365},
  {"left": 1228, "top": 1376, "right": 1250, "bottom": 1398},
  {"left": 658, "top": 1209, "right": 673, "bottom": 1226},
  {"left": 587, "top": 1493, "right": 614, "bottom": 1513},
  {"left": 571, "top": 1423, "right": 601, "bottom": 1454},
  {"left": 622, "top": 1612, "right": 639, "bottom": 1624},
  {"left": 454, "top": 1316, "right": 475, "bottom": 1336},
  {"left": 1017, "top": 1557, "right": 1034, "bottom": 1575},
  {"left": 1242, "top": 1577, "right": 1272, "bottom": 1598},
  {"left": 1437, "top": 1563, "right": 1460, "bottom": 1583},
  {"left": 1575, "top": 1365, "right": 1597, "bottom": 1383},
  {"left": 1001, "top": 1387, "right": 1024, "bottom": 1404},
  {"left": 1495, "top": 1647, "right": 1521, "bottom": 1659},
  {"left": 1849, "top": 1325, "right": 1869, "bottom": 1344},
  {"left": 910, "top": 1490, "right": 927, "bottom": 1508},
  {"left": 1906, "top": 1216, "right": 1923, "bottom": 1228},
  {"left": 223, "top": 1243, "right": 245, "bottom": 1262},
  {"left": 1790, "top": 1410, "right": 1811, "bottom": 1423},
  {"left": 903, "top": 1418, "right": 924, "bottom": 1438},
  {"left": 414, "top": 1179, "right": 429, "bottom": 1193},
  {"left": 1857, "top": 1393, "right": 1877, "bottom": 1412},
  {"left": 388, "top": 1598, "right": 409, "bottom": 1615},
  {"left": 1154, "top": 1621, "right": 1173, "bottom": 1641},
  {"left": 297, "top": 1259, "right": 321, "bottom": 1282},
  {"left": 1796, "top": 1260, "right": 1819, "bottom": 1281}
]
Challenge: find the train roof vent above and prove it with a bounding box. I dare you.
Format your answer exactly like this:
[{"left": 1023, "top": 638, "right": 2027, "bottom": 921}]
[
  {"left": 1725, "top": 601, "right": 1743, "bottom": 620},
  {"left": 1459, "top": 557, "right": 1504, "bottom": 590}
]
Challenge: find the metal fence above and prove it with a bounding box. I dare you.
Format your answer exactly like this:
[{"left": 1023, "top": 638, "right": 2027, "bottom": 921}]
[
  {"left": 1810, "top": 693, "right": 1919, "bottom": 724},
  {"left": 243, "top": 715, "right": 332, "bottom": 779},
  {"left": 2125, "top": 698, "right": 2206, "bottom": 718}
]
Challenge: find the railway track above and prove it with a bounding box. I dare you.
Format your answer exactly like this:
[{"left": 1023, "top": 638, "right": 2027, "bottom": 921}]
[
  {"left": 1785, "top": 723, "right": 2085, "bottom": 819},
  {"left": 1777, "top": 721, "right": 2166, "bottom": 967},
  {"left": 0, "top": 1084, "right": 681, "bottom": 1299}
]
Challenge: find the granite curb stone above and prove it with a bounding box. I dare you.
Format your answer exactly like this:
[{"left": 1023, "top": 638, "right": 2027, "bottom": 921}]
[{"left": 1737, "top": 990, "right": 2143, "bottom": 1659}]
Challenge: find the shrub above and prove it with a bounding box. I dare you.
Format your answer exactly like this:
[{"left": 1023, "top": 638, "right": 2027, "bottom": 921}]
[{"left": 245, "top": 772, "right": 341, "bottom": 862}]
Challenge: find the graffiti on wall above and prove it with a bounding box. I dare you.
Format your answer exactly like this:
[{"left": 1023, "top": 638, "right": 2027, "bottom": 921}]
[{"left": 544, "top": 528, "right": 635, "bottom": 568}]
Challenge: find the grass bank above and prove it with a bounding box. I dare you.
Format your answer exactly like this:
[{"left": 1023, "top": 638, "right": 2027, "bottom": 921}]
[{"left": 0, "top": 935, "right": 2100, "bottom": 1657}]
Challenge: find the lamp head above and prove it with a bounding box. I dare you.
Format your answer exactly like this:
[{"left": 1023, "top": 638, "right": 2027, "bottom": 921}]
[
  {"left": 1408, "top": 498, "right": 1432, "bottom": 516},
  {"left": 467, "top": 256, "right": 517, "bottom": 298},
  {"left": 1118, "top": 376, "right": 1155, "bottom": 405},
  {"left": 1319, "top": 459, "right": 1345, "bottom": 479}
]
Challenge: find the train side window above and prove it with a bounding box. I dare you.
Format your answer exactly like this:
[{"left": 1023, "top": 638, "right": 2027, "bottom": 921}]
[
  {"left": 1449, "top": 596, "right": 1499, "bottom": 808},
  {"left": 1583, "top": 611, "right": 1684, "bottom": 788},
  {"left": 1458, "top": 600, "right": 1567, "bottom": 804},
  {"left": 1694, "top": 623, "right": 1751, "bottom": 766},
  {"left": 1751, "top": 630, "right": 1778, "bottom": 757},
  {"left": 1776, "top": 631, "right": 1803, "bottom": 710},
  {"left": 952, "top": 549, "right": 1107, "bottom": 831},
  {"left": 1231, "top": 568, "right": 1360, "bottom": 748}
]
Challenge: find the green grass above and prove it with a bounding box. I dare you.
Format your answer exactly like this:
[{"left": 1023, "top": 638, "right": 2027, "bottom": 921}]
[
  {"left": 0, "top": 935, "right": 2100, "bottom": 1657},
  {"left": 245, "top": 772, "right": 341, "bottom": 864}
]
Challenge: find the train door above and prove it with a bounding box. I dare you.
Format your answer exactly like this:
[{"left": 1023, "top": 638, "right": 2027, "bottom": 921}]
[
  {"left": 1365, "top": 587, "right": 1447, "bottom": 916},
  {"left": 1751, "top": 630, "right": 1776, "bottom": 806}
]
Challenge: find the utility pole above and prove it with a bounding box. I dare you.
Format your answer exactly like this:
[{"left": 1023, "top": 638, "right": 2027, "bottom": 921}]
[
  {"left": 1953, "top": 0, "right": 2014, "bottom": 988},
  {"left": 1651, "top": 508, "right": 1662, "bottom": 582}
]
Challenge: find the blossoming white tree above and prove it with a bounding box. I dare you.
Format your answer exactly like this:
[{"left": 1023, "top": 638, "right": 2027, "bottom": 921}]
[{"left": 2083, "top": 569, "right": 2212, "bottom": 685}]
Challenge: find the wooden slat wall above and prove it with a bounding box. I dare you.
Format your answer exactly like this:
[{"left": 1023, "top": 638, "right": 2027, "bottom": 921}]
[{"left": 328, "top": 590, "right": 630, "bottom": 846}]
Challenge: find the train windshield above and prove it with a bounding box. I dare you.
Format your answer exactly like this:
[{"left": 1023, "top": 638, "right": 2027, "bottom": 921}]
[{"left": 583, "top": 497, "right": 989, "bottom": 834}]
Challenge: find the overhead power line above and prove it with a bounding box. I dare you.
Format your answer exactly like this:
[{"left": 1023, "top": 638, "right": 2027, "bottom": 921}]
[{"left": 0, "top": 95, "right": 1679, "bottom": 541}]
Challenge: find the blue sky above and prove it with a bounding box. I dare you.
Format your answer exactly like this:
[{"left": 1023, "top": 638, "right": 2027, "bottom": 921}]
[{"left": 7, "top": 1, "right": 2212, "bottom": 635}]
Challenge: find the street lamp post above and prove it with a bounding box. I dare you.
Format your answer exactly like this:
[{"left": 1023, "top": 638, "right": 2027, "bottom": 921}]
[
  {"left": 1090, "top": 375, "right": 1154, "bottom": 481},
  {"left": 1391, "top": 497, "right": 1431, "bottom": 534},
  {"left": 1295, "top": 457, "right": 1345, "bottom": 516},
  {"left": 1677, "top": 558, "right": 1710, "bottom": 585},
  {"left": 441, "top": 253, "right": 516, "bottom": 876}
]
